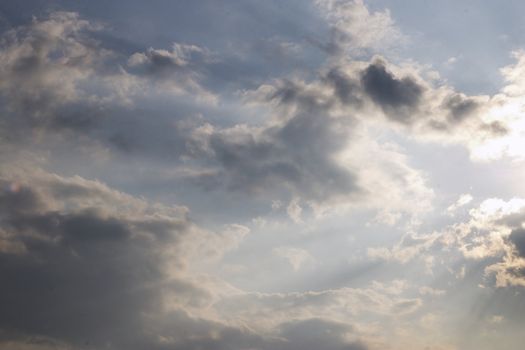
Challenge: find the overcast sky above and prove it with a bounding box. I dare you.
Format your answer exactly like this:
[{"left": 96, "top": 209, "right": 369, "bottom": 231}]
[{"left": 2, "top": 1, "right": 525, "bottom": 349}]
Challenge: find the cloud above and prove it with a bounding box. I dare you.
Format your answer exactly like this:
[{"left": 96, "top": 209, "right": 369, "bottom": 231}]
[
  {"left": 316, "top": 0, "right": 406, "bottom": 55},
  {"left": 0, "top": 169, "right": 252, "bottom": 349},
  {"left": 442, "top": 93, "right": 480, "bottom": 123},
  {"left": 1, "top": 168, "right": 388, "bottom": 350},
  {"left": 0, "top": 11, "right": 512, "bottom": 220},
  {"left": 276, "top": 318, "right": 368, "bottom": 350},
  {"left": 352, "top": 59, "right": 499, "bottom": 141},
  {"left": 6, "top": 4, "right": 525, "bottom": 349},
  {"left": 273, "top": 247, "right": 314, "bottom": 271},
  {"left": 197, "top": 67, "right": 434, "bottom": 217},
  {"left": 0, "top": 209, "right": 158, "bottom": 346},
  {"left": 0, "top": 11, "right": 107, "bottom": 132},
  {"left": 446, "top": 193, "right": 473, "bottom": 214},
  {"left": 286, "top": 197, "right": 303, "bottom": 223},
  {"left": 323, "top": 67, "right": 362, "bottom": 105},
  {"left": 509, "top": 228, "right": 525, "bottom": 257},
  {"left": 1, "top": 9, "right": 523, "bottom": 212},
  {"left": 0, "top": 11, "right": 217, "bottom": 150},
  {"left": 127, "top": 43, "right": 216, "bottom": 101},
  {"left": 196, "top": 88, "right": 360, "bottom": 203},
  {"left": 487, "top": 225, "right": 525, "bottom": 287},
  {"left": 150, "top": 312, "right": 370, "bottom": 350},
  {"left": 369, "top": 197, "right": 525, "bottom": 287},
  {"left": 311, "top": 0, "right": 525, "bottom": 165},
  {"left": 215, "top": 283, "right": 423, "bottom": 335},
  {"left": 361, "top": 62, "right": 423, "bottom": 123},
  {"left": 128, "top": 43, "right": 207, "bottom": 71}
]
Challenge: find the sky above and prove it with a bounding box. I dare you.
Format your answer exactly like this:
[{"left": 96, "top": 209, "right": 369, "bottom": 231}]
[{"left": 2, "top": 1, "right": 525, "bottom": 349}]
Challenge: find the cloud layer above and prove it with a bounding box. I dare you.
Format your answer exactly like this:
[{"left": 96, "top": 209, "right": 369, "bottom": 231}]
[{"left": 3, "top": 2, "right": 525, "bottom": 350}]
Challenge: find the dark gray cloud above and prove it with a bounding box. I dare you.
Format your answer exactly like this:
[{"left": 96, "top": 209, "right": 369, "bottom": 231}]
[
  {"left": 0, "top": 173, "right": 245, "bottom": 349},
  {"left": 0, "top": 178, "right": 186, "bottom": 348},
  {"left": 509, "top": 228, "right": 525, "bottom": 257},
  {"left": 361, "top": 62, "right": 423, "bottom": 122},
  {"left": 355, "top": 61, "right": 508, "bottom": 143},
  {"left": 199, "top": 80, "right": 359, "bottom": 202},
  {"left": 443, "top": 93, "right": 480, "bottom": 123},
  {"left": 324, "top": 68, "right": 361, "bottom": 105},
  {"left": 0, "top": 182, "right": 42, "bottom": 216}
]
